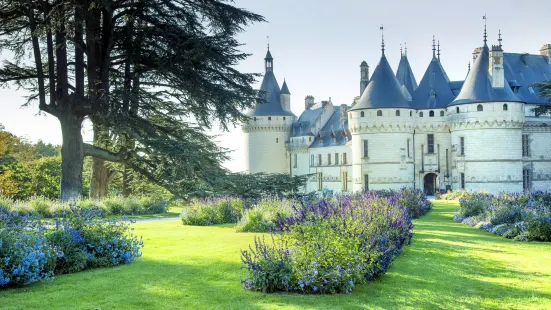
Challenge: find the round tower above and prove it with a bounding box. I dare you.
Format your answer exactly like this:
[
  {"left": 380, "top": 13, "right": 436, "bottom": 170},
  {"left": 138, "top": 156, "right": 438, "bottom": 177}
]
[
  {"left": 348, "top": 36, "right": 416, "bottom": 192},
  {"left": 242, "top": 48, "right": 296, "bottom": 174},
  {"left": 447, "top": 31, "right": 525, "bottom": 193}
]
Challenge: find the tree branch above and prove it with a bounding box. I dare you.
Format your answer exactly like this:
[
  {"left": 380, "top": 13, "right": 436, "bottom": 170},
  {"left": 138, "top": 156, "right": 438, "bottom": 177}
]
[{"left": 83, "top": 143, "right": 123, "bottom": 162}]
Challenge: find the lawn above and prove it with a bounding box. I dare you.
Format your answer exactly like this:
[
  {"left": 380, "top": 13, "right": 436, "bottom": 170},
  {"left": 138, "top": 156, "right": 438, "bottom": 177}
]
[{"left": 1, "top": 201, "right": 550, "bottom": 309}]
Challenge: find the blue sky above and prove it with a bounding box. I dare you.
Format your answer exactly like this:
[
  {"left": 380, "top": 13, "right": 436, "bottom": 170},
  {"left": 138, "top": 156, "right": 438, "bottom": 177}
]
[{"left": 1, "top": 0, "right": 550, "bottom": 172}]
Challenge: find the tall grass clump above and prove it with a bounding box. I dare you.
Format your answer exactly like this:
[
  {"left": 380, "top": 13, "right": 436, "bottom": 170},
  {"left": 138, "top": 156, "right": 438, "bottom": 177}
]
[
  {"left": 180, "top": 197, "right": 244, "bottom": 226},
  {"left": 454, "top": 191, "right": 551, "bottom": 241},
  {"left": 241, "top": 192, "right": 415, "bottom": 294},
  {"left": 236, "top": 197, "right": 296, "bottom": 232}
]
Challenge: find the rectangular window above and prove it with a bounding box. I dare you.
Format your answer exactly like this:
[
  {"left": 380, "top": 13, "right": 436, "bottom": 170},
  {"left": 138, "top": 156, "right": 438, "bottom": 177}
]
[
  {"left": 407, "top": 138, "right": 410, "bottom": 157},
  {"left": 427, "top": 134, "right": 434, "bottom": 154},
  {"left": 318, "top": 172, "right": 323, "bottom": 191},
  {"left": 460, "top": 173, "right": 465, "bottom": 189},
  {"left": 311, "top": 154, "right": 314, "bottom": 166},
  {"left": 327, "top": 154, "right": 331, "bottom": 166},
  {"left": 293, "top": 153, "right": 297, "bottom": 168},
  {"left": 364, "top": 174, "right": 369, "bottom": 191},
  {"left": 317, "top": 154, "right": 322, "bottom": 166},
  {"left": 522, "top": 135, "right": 530, "bottom": 156},
  {"left": 342, "top": 171, "right": 348, "bottom": 191},
  {"left": 343, "top": 153, "right": 347, "bottom": 165},
  {"left": 363, "top": 140, "right": 368, "bottom": 158},
  {"left": 460, "top": 137, "right": 465, "bottom": 156},
  {"left": 335, "top": 153, "right": 339, "bottom": 165},
  {"left": 276, "top": 138, "right": 278, "bottom": 143},
  {"left": 523, "top": 169, "right": 532, "bottom": 191}
]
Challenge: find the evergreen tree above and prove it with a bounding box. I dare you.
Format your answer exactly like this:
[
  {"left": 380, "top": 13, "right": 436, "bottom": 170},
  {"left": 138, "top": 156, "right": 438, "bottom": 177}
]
[
  {"left": 533, "top": 80, "right": 551, "bottom": 115},
  {"left": 0, "top": 0, "right": 264, "bottom": 200}
]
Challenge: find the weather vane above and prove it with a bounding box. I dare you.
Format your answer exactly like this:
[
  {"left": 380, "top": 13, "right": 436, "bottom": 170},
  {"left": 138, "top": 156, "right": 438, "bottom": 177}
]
[{"left": 380, "top": 25, "right": 385, "bottom": 54}]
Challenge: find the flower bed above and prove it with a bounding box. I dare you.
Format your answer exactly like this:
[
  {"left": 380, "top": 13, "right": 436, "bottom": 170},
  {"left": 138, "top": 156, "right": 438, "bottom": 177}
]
[
  {"left": 453, "top": 191, "right": 551, "bottom": 241},
  {"left": 1, "top": 196, "right": 167, "bottom": 218},
  {"left": 0, "top": 204, "right": 143, "bottom": 288},
  {"left": 240, "top": 190, "right": 429, "bottom": 294}
]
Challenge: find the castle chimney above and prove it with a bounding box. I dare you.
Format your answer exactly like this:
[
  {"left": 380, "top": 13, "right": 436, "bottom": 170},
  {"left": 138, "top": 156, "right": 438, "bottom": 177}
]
[
  {"left": 540, "top": 44, "right": 551, "bottom": 64},
  {"left": 304, "top": 95, "right": 315, "bottom": 110},
  {"left": 360, "top": 61, "right": 369, "bottom": 96}
]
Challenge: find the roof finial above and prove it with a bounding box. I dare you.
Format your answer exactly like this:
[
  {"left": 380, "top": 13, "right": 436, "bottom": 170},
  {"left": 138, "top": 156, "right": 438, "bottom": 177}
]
[
  {"left": 498, "top": 29, "right": 502, "bottom": 48},
  {"left": 432, "top": 35, "right": 436, "bottom": 58},
  {"left": 483, "top": 14, "right": 487, "bottom": 45},
  {"left": 400, "top": 44, "right": 403, "bottom": 57},
  {"left": 267, "top": 36, "right": 270, "bottom": 50},
  {"left": 404, "top": 42, "right": 407, "bottom": 56},
  {"left": 437, "top": 40, "right": 441, "bottom": 60},
  {"left": 380, "top": 25, "right": 385, "bottom": 55}
]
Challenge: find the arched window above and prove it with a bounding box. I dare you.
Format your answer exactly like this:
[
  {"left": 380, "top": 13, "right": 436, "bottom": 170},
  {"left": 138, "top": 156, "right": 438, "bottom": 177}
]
[
  {"left": 361, "top": 111, "right": 365, "bottom": 117},
  {"left": 377, "top": 110, "right": 382, "bottom": 116},
  {"left": 283, "top": 117, "right": 286, "bottom": 120},
  {"left": 456, "top": 107, "right": 459, "bottom": 113},
  {"left": 396, "top": 110, "right": 400, "bottom": 116},
  {"left": 420, "top": 112, "right": 424, "bottom": 117},
  {"left": 503, "top": 104, "right": 508, "bottom": 111},
  {"left": 268, "top": 116, "right": 272, "bottom": 120},
  {"left": 429, "top": 110, "right": 435, "bottom": 117},
  {"left": 477, "top": 104, "right": 483, "bottom": 111},
  {"left": 440, "top": 111, "right": 445, "bottom": 117},
  {"left": 410, "top": 111, "right": 412, "bottom": 116}
]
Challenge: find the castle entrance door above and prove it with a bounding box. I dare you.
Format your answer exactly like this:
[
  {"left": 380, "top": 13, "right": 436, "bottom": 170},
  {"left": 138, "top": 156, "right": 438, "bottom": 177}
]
[{"left": 423, "top": 173, "right": 437, "bottom": 196}]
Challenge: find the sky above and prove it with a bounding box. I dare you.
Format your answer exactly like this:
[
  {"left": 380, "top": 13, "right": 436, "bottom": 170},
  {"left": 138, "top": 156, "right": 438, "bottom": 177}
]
[{"left": 1, "top": 0, "right": 550, "bottom": 172}]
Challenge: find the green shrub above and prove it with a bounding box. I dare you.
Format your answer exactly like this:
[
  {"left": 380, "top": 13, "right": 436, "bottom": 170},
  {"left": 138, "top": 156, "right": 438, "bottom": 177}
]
[
  {"left": 181, "top": 197, "right": 243, "bottom": 226},
  {"left": 236, "top": 198, "right": 295, "bottom": 232},
  {"left": 28, "top": 197, "right": 54, "bottom": 218}
]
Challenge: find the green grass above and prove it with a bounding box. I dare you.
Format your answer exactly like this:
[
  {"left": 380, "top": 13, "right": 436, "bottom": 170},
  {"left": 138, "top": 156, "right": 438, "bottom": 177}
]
[{"left": 1, "top": 201, "right": 550, "bottom": 309}]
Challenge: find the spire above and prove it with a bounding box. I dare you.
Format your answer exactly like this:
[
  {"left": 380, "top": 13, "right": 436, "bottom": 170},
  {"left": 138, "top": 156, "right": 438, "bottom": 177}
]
[
  {"left": 264, "top": 44, "right": 273, "bottom": 72},
  {"left": 483, "top": 14, "right": 488, "bottom": 45},
  {"left": 396, "top": 50, "right": 418, "bottom": 95},
  {"left": 280, "top": 79, "right": 290, "bottom": 94},
  {"left": 437, "top": 40, "right": 441, "bottom": 60},
  {"left": 432, "top": 35, "right": 436, "bottom": 58},
  {"left": 380, "top": 25, "right": 385, "bottom": 55},
  {"left": 498, "top": 29, "right": 502, "bottom": 48}
]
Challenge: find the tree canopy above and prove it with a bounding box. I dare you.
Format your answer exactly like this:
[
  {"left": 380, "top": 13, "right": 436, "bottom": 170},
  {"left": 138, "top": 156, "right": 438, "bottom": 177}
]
[{"left": 0, "top": 0, "right": 264, "bottom": 200}]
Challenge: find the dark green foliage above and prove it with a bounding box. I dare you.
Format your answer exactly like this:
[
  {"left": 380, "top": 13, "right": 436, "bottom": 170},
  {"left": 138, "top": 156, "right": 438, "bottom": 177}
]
[
  {"left": 180, "top": 197, "right": 244, "bottom": 226},
  {"left": 214, "top": 173, "right": 310, "bottom": 200},
  {"left": 532, "top": 79, "right": 551, "bottom": 116}
]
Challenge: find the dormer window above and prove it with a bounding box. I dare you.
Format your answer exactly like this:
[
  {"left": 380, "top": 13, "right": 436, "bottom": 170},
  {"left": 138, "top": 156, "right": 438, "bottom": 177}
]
[
  {"left": 430, "top": 90, "right": 436, "bottom": 99},
  {"left": 377, "top": 110, "right": 382, "bottom": 116}
]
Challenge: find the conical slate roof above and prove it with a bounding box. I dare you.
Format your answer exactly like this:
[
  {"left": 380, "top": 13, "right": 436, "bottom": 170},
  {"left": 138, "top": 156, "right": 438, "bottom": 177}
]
[
  {"left": 396, "top": 55, "right": 418, "bottom": 95},
  {"left": 247, "top": 50, "right": 295, "bottom": 117},
  {"left": 280, "top": 79, "right": 290, "bottom": 94},
  {"left": 450, "top": 44, "right": 521, "bottom": 105},
  {"left": 350, "top": 55, "right": 410, "bottom": 110},
  {"left": 412, "top": 56, "right": 455, "bottom": 109}
]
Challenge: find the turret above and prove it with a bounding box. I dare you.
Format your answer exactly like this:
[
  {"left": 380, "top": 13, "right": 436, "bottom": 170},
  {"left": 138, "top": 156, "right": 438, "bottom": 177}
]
[
  {"left": 265, "top": 48, "right": 273, "bottom": 72},
  {"left": 489, "top": 31, "right": 504, "bottom": 88},
  {"left": 540, "top": 44, "right": 551, "bottom": 64},
  {"left": 360, "top": 61, "right": 369, "bottom": 95},
  {"left": 280, "top": 79, "right": 291, "bottom": 111}
]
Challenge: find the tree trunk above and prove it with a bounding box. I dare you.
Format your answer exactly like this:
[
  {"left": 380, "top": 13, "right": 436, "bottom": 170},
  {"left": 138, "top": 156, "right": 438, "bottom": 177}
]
[
  {"left": 122, "top": 165, "right": 133, "bottom": 197},
  {"left": 59, "top": 114, "right": 84, "bottom": 201},
  {"left": 90, "top": 123, "right": 110, "bottom": 199}
]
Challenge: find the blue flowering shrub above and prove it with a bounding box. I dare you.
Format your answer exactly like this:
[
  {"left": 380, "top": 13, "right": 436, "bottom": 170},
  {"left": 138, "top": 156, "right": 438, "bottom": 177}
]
[
  {"left": 180, "top": 197, "right": 244, "bottom": 226},
  {"left": 0, "top": 203, "right": 144, "bottom": 288},
  {"left": 454, "top": 191, "right": 551, "bottom": 241},
  {"left": 236, "top": 197, "right": 296, "bottom": 232},
  {"left": 0, "top": 207, "right": 56, "bottom": 287},
  {"left": 241, "top": 192, "right": 416, "bottom": 294},
  {"left": 47, "top": 206, "right": 144, "bottom": 274},
  {"left": 371, "top": 188, "right": 432, "bottom": 219}
]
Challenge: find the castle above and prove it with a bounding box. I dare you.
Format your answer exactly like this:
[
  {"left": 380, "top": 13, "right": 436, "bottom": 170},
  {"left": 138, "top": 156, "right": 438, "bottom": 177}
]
[{"left": 242, "top": 29, "right": 551, "bottom": 195}]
